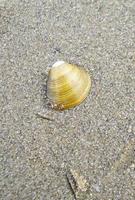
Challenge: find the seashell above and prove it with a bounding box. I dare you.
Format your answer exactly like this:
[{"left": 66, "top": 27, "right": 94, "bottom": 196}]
[{"left": 47, "top": 61, "right": 91, "bottom": 110}]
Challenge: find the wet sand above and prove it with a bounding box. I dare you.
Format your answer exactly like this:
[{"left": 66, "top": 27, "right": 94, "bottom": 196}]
[{"left": 0, "top": 0, "right": 135, "bottom": 199}]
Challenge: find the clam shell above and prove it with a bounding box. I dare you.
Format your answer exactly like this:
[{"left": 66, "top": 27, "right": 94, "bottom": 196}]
[{"left": 47, "top": 61, "right": 91, "bottom": 110}]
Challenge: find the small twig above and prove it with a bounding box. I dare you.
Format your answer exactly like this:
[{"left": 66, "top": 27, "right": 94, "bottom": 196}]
[
  {"left": 66, "top": 174, "right": 77, "bottom": 200},
  {"left": 36, "top": 113, "right": 54, "bottom": 121}
]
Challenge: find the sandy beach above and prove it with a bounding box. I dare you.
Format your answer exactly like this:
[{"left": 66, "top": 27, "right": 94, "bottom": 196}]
[{"left": 0, "top": 0, "right": 135, "bottom": 199}]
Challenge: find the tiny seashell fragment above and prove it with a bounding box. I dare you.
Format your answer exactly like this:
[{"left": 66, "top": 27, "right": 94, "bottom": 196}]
[{"left": 66, "top": 169, "right": 89, "bottom": 199}]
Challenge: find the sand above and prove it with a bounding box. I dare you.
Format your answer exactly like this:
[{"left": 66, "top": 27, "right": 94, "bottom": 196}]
[{"left": 0, "top": 0, "right": 135, "bottom": 199}]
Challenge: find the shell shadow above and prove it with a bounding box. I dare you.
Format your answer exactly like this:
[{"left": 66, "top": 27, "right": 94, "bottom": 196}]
[{"left": 40, "top": 72, "right": 52, "bottom": 110}]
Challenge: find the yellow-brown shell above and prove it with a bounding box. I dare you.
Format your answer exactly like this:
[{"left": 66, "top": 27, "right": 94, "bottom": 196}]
[{"left": 47, "top": 61, "right": 91, "bottom": 110}]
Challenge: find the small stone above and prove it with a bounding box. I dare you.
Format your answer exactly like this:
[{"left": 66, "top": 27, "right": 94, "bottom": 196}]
[
  {"left": 92, "top": 183, "right": 101, "bottom": 193},
  {"left": 128, "top": 125, "right": 132, "bottom": 133},
  {"left": 130, "top": 163, "right": 135, "bottom": 169}
]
